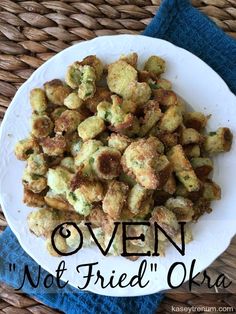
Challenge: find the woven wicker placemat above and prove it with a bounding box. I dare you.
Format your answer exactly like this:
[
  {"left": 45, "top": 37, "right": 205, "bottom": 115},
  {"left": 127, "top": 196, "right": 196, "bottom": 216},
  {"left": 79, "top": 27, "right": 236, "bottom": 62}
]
[{"left": 0, "top": 0, "right": 235, "bottom": 313}]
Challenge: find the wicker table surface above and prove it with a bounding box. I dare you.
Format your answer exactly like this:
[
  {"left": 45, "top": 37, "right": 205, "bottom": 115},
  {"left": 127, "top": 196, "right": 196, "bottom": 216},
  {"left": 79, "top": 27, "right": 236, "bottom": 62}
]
[{"left": 0, "top": 0, "right": 235, "bottom": 313}]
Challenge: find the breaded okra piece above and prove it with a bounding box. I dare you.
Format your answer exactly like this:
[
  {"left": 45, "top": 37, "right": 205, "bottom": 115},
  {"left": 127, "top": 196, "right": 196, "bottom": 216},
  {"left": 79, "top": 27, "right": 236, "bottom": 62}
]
[
  {"left": 154, "top": 155, "right": 172, "bottom": 188},
  {"left": 181, "top": 128, "right": 203, "bottom": 145},
  {"left": 84, "top": 87, "right": 111, "bottom": 113},
  {"left": 204, "top": 127, "right": 233, "bottom": 154},
  {"left": 28, "top": 207, "right": 81, "bottom": 237},
  {"left": 78, "top": 116, "right": 105, "bottom": 141},
  {"left": 107, "top": 60, "right": 137, "bottom": 94},
  {"left": 165, "top": 196, "right": 194, "bottom": 222},
  {"left": 46, "top": 234, "right": 68, "bottom": 256},
  {"left": 28, "top": 208, "right": 62, "bottom": 237},
  {"left": 183, "top": 111, "right": 208, "bottom": 131},
  {"left": 70, "top": 176, "right": 104, "bottom": 203},
  {"left": 79, "top": 55, "right": 104, "bottom": 81},
  {"left": 66, "top": 132, "right": 83, "bottom": 157},
  {"left": 23, "top": 188, "right": 46, "bottom": 207},
  {"left": 127, "top": 184, "right": 150, "bottom": 214},
  {"left": 183, "top": 144, "right": 201, "bottom": 158},
  {"left": 15, "top": 137, "right": 40, "bottom": 161},
  {"left": 126, "top": 224, "right": 153, "bottom": 250},
  {"left": 155, "top": 78, "right": 172, "bottom": 90},
  {"left": 27, "top": 153, "right": 47, "bottom": 175},
  {"left": 102, "top": 180, "right": 128, "bottom": 219},
  {"left": 159, "top": 105, "right": 183, "bottom": 133},
  {"left": 77, "top": 65, "right": 96, "bottom": 100},
  {"left": 139, "top": 100, "right": 162, "bottom": 136},
  {"left": 44, "top": 79, "right": 71, "bottom": 106},
  {"left": 44, "top": 191, "right": 74, "bottom": 212},
  {"left": 87, "top": 206, "right": 111, "bottom": 228},
  {"left": 135, "top": 198, "right": 154, "bottom": 219},
  {"left": 66, "top": 222, "right": 104, "bottom": 249},
  {"left": 121, "top": 137, "right": 162, "bottom": 189},
  {"left": 64, "top": 92, "right": 83, "bottom": 110},
  {"left": 60, "top": 157, "right": 75, "bottom": 173},
  {"left": 50, "top": 106, "right": 67, "bottom": 122},
  {"left": 153, "top": 89, "right": 178, "bottom": 108},
  {"left": 31, "top": 114, "right": 53, "bottom": 138},
  {"left": 66, "top": 189, "right": 92, "bottom": 216},
  {"left": 108, "top": 133, "right": 131, "bottom": 153},
  {"left": 97, "top": 96, "right": 134, "bottom": 132},
  {"left": 150, "top": 206, "right": 179, "bottom": 239},
  {"left": 202, "top": 179, "right": 221, "bottom": 201},
  {"left": 74, "top": 139, "right": 103, "bottom": 176},
  {"left": 119, "top": 52, "right": 138, "bottom": 68},
  {"left": 55, "top": 109, "right": 84, "bottom": 134},
  {"left": 22, "top": 169, "right": 47, "bottom": 194},
  {"left": 40, "top": 134, "right": 67, "bottom": 156},
  {"left": 93, "top": 147, "right": 122, "bottom": 180},
  {"left": 47, "top": 166, "right": 73, "bottom": 195},
  {"left": 190, "top": 157, "right": 213, "bottom": 179},
  {"left": 67, "top": 179, "right": 104, "bottom": 216},
  {"left": 163, "top": 174, "right": 176, "bottom": 195},
  {"left": 66, "top": 63, "right": 96, "bottom": 100},
  {"left": 30, "top": 88, "right": 47, "bottom": 114},
  {"left": 107, "top": 60, "right": 151, "bottom": 105},
  {"left": 154, "top": 130, "right": 179, "bottom": 149},
  {"left": 122, "top": 116, "right": 141, "bottom": 138},
  {"left": 168, "top": 144, "right": 200, "bottom": 192},
  {"left": 144, "top": 55, "right": 166, "bottom": 75}
]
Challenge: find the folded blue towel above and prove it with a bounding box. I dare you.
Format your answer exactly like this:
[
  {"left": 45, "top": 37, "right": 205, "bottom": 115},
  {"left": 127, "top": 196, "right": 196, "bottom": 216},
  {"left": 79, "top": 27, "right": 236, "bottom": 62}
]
[
  {"left": 0, "top": 228, "right": 163, "bottom": 314},
  {"left": 1, "top": 0, "right": 235, "bottom": 313},
  {"left": 143, "top": 0, "right": 236, "bottom": 95}
]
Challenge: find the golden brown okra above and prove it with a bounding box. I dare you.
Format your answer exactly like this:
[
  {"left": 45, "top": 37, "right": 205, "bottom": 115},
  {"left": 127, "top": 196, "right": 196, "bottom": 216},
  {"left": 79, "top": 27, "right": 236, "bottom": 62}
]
[
  {"left": 31, "top": 114, "right": 54, "bottom": 138},
  {"left": 44, "top": 79, "right": 71, "bottom": 106},
  {"left": 204, "top": 127, "right": 233, "bottom": 154},
  {"left": 15, "top": 137, "right": 41, "bottom": 161},
  {"left": 144, "top": 55, "right": 166, "bottom": 76},
  {"left": 30, "top": 88, "right": 47, "bottom": 114},
  {"left": 159, "top": 105, "right": 183, "bottom": 133},
  {"left": 167, "top": 144, "right": 200, "bottom": 192},
  {"left": 102, "top": 180, "right": 128, "bottom": 219},
  {"left": 78, "top": 116, "right": 106, "bottom": 141}
]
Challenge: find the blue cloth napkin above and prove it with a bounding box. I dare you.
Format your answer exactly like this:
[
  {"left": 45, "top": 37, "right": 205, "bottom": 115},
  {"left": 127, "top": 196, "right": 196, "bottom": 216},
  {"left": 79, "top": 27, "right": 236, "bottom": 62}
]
[
  {"left": 0, "top": 228, "right": 163, "bottom": 314},
  {"left": 143, "top": 0, "right": 236, "bottom": 95},
  {"left": 1, "top": 0, "right": 236, "bottom": 313}
]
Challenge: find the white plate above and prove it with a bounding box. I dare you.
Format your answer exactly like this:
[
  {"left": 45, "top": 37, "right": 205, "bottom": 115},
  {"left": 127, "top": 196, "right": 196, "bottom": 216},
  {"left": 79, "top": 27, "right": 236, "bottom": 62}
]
[{"left": 0, "top": 35, "right": 236, "bottom": 297}]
